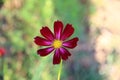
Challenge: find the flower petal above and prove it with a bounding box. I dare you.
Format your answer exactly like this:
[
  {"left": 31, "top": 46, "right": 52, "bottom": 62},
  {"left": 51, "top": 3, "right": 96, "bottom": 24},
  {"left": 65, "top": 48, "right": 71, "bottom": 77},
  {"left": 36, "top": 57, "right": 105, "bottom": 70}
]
[
  {"left": 59, "top": 47, "right": 71, "bottom": 60},
  {"left": 34, "top": 36, "right": 52, "bottom": 46},
  {"left": 37, "top": 47, "right": 54, "bottom": 56},
  {"left": 54, "top": 20, "right": 63, "bottom": 39},
  {"left": 61, "top": 24, "right": 74, "bottom": 40},
  {"left": 63, "top": 37, "right": 79, "bottom": 49},
  {"left": 53, "top": 49, "right": 61, "bottom": 64},
  {"left": 40, "top": 27, "right": 54, "bottom": 40}
]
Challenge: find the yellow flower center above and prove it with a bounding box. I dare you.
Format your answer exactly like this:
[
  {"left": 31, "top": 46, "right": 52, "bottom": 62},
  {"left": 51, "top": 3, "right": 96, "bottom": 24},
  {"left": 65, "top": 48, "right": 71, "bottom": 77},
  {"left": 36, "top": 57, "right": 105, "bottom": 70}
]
[{"left": 52, "top": 40, "right": 62, "bottom": 49}]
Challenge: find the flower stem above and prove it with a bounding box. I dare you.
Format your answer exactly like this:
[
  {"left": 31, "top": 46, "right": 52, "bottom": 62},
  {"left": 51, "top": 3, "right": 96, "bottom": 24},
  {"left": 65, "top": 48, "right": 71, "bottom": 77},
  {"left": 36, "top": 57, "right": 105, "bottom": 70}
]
[{"left": 57, "top": 60, "right": 62, "bottom": 80}]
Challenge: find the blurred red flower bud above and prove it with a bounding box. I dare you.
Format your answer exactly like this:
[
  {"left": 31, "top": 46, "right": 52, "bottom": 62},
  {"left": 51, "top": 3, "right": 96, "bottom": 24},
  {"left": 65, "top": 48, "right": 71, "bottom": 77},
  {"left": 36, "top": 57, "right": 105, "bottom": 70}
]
[{"left": 0, "top": 47, "right": 6, "bottom": 57}]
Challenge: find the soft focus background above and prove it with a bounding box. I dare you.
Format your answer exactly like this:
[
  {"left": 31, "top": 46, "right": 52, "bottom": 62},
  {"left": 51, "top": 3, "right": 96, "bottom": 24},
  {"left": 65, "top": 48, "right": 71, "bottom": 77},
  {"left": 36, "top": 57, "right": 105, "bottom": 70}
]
[{"left": 0, "top": 0, "right": 120, "bottom": 80}]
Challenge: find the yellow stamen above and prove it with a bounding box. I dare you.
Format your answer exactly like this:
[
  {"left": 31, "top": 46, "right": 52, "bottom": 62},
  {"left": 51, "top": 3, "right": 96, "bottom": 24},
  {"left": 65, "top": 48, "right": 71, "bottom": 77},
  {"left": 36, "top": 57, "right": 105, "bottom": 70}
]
[{"left": 52, "top": 40, "right": 62, "bottom": 49}]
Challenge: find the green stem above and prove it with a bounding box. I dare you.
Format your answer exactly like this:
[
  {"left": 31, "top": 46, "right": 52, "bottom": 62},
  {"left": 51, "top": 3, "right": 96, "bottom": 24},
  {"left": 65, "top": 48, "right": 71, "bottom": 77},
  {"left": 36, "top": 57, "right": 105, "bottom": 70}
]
[{"left": 57, "top": 60, "right": 62, "bottom": 80}]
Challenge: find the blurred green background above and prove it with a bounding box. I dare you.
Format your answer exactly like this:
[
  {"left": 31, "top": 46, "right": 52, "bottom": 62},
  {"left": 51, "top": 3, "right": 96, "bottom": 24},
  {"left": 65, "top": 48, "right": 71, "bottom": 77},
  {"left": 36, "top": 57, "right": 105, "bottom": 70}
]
[{"left": 0, "top": 0, "right": 120, "bottom": 80}]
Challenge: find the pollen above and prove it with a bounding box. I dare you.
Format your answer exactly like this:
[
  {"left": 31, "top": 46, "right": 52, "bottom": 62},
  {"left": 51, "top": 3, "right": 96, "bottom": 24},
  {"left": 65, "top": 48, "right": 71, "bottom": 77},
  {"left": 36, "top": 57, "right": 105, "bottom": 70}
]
[{"left": 52, "top": 40, "right": 62, "bottom": 48}]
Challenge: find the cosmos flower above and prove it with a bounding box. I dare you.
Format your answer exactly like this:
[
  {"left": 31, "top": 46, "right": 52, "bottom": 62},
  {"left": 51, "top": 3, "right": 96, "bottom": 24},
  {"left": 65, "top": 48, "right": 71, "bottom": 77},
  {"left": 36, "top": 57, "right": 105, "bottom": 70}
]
[
  {"left": 0, "top": 47, "right": 6, "bottom": 57},
  {"left": 34, "top": 20, "right": 79, "bottom": 64}
]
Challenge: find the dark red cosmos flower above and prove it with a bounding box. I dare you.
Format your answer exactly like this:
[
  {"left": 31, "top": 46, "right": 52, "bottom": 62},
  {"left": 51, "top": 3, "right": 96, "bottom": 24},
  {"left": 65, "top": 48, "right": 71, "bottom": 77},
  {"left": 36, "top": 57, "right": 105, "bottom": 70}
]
[
  {"left": 34, "top": 20, "right": 79, "bottom": 64},
  {"left": 0, "top": 47, "right": 6, "bottom": 57}
]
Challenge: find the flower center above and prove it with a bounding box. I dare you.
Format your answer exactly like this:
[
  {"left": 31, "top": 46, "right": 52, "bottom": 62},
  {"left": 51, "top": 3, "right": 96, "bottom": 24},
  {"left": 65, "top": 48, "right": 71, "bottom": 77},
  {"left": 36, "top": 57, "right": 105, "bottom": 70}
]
[{"left": 52, "top": 40, "right": 62, "bottom": 49}]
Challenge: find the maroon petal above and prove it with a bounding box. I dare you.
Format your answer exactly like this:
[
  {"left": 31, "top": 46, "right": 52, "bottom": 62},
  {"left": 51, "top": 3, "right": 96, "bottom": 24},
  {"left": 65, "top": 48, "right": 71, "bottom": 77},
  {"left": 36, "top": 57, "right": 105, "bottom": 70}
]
[
  {"left": 53, "top": 49, "right": 61, "bottom": 64},
  {"left": 61, "top": 24, "right": 74, "bottom": 40},
  {"left": 37, "top": 47, "right": 54, "bottom": 56},
  {"left": 63, "top": 37, "right": 79, "bottom": 49},
  {"left": 59, "top": 47, "right": 71, "bottom": 60},
  {"left": 34, "top": 36, "right": 52, "bottom": 46},
  {"left": 54, "top": 20, "right": 63, "bottom": 39},
  {"left": 40, "top": 27, "right": 54, "bottom": 41}
]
